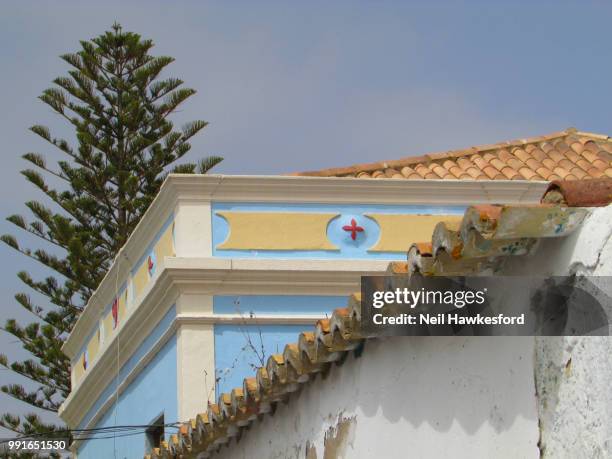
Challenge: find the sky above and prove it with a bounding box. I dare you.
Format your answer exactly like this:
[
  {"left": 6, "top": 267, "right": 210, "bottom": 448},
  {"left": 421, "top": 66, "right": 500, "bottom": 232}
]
[{"left": 2, "top": 0, "right": 612, "bottom": 438}]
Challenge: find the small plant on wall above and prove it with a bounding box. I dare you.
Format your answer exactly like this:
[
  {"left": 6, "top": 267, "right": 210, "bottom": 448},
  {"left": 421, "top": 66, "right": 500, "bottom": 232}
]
[{"left": 207, "top": 298, "right": 267, "bottom": 404}]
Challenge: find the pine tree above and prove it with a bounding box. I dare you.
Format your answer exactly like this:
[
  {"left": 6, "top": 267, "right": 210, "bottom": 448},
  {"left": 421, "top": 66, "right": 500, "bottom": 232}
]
[{"left": 0, "top": 23, "right": 222, "bottom": 441}]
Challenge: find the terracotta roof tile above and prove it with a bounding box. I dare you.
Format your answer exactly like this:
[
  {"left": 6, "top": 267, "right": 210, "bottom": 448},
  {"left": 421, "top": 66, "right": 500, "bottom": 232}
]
[
  {"left": 542, "top": 178, "right": 612, "bottom": 206},
  {"left": 548, "top": 149, "right": 565, "bottom": 163},
  {"left": 554, "top": 166, "right": 572, "bottom": 179},
  {"left": 500, "top": 166, "right": 519, "bottom": 180},
  {"left": 518, "top": 167, "right": 537, "bottom": 180},
  {"left": 536, "top": 168, "right": 549, "bottom": 180},
  {"left": 541, "top": 157, "right": 556, "bottom": 170},
  {"left": 292, "top": 129, "right": 612, "bottom": 181},
  {"left": 529, "top": 147, "right": 548, "bottom": 162},
  {"left": 470, "top": 154, "right": 488, "bottom": 169},
  {"left": 442, "top": 159, "right": 456, "bottom": 170},
  {"left": 387, "top": 261, "right": 409, "bottom": 274},
  {"left": 557, "top": 158, "right": 576, "bottom": 171},
  {"left": 430, "top": 163, "right": 450, "bottom": 179},
  {"left": 581, "top": 149, "right": 600, "bottom": 163},
  {"left": 465, "top": 167, "right": 484, "bottom": 179},
  {"left": 482, "top": 165, "right": 504, "bottom": 180},
  {"left": 448, "top": 165, "right": 465, "bottom": 179},
  {"left": 512, "top": 148, "right": 530, "bottom": 162},
  {"left": 145, "top": 180, "right": 612, "bottom": 459},
  {"left": 592, "top": 159, "right": 609, "bottom": 172},
  {"left": 400, "top": 166, "right": 420, "bottom": 179},
  {"left": 569, "top": 167, "right": 587, "bottom": 180}
]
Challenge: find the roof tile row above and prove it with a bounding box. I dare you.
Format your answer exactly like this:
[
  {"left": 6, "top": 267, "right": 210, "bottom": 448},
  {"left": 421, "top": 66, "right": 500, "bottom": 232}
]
[{"left": 293, "top": 129, "right": 612, "bottom": 181}]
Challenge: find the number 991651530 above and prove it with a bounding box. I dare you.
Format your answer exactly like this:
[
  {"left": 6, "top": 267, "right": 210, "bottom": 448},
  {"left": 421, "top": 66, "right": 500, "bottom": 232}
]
[{"left": 8, "top": 439, "right": 67, "bottom": 451}]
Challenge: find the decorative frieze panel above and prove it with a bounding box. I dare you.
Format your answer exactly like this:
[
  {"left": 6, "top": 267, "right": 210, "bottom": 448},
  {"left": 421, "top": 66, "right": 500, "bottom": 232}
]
[
  {"left": 215, "top": 212, "right": 339, "bottom": 251},
  {"left": 366, "top": 214, "right": 464, "bottom": 252},
  {"left": 72, "top": 218, "right": 175, "bottom": 385},
  {"left": 213, "top": 204, "right": 466, "bottom": 257}
]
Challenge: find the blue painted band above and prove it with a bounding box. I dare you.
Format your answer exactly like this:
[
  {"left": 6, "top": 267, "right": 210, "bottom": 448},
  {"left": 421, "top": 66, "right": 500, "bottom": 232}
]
[{"left": 213, "top": 295, "right": 347, "bottom": 315}]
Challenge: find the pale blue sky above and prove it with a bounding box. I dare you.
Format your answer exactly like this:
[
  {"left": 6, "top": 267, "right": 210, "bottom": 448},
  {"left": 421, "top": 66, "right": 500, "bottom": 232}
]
[{"left": 1, "top": 0, "right": 612, "bottom": 436}]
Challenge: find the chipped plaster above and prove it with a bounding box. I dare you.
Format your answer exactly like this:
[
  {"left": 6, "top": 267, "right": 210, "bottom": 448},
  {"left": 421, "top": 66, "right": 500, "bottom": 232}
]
[{"left": 213, "top": 336, "right": 539, "bottom": 459}]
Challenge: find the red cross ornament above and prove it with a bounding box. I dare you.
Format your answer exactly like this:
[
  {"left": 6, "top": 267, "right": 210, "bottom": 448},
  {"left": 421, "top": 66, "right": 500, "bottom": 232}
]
[{"left": 342, "top": 218, "right": 364, "bottom": 240}]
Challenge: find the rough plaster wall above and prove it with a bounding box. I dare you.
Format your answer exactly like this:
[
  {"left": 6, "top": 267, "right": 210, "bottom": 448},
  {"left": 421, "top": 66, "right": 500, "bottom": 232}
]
[
  {"left": 505, "top": 205, "right": 612, "bottom": 458},
  {"left": 217, "top": 336, "right": 539, "bottom": 459},
  {"left": 533, "top": 336, "right": 612, "bottom": 458}
]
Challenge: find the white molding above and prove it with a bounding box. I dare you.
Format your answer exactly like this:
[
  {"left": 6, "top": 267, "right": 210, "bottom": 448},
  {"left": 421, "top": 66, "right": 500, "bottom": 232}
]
[
  {"left": 58, "top": 258, "right": 383, "bottom": 427},
  {"left": 65, "top": 174, "right": 548, "bottom": 357},
  {"left": 64, "top": 257, "right": 388, "bottom": 357},
  {"left": 165, "top": 174, "right": 548, "bottom": 205},
  {"left": 176, "top": 313, "right": 326, "bottom": 325}
]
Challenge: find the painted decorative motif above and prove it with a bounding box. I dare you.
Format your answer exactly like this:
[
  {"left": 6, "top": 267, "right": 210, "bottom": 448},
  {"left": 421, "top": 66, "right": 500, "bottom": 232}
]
[
  {"left": 147, "top": 252, "right": 156, "bottom": 277},
  {"left": 112, "top": 297, "right": 119, "bottom": 329},
  {"left": 326, "top": 213, "right": 380, "bottom": 253},
  {"left": 130, "top": 217, "right": 174, "bottom": 302},
  {"left": 342, "top": 218, "right": 364, "bottom": 241}
]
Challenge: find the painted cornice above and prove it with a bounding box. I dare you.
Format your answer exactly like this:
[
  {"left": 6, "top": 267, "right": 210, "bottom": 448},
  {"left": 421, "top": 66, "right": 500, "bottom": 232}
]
[
  {"left": 64, "top": 174, "right": 548, "bottom": 358},
  {"left": 58, "top": 258, "right": 386, "bottom": 427},
  {"left": 64, "top": 255, "right": 390, "bottom": 358},
  {"left": 164, "top": 174, "right": 548, "bottom": 205}
]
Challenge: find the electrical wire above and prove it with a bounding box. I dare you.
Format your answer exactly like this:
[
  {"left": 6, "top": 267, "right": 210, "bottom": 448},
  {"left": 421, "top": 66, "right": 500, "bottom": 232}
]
[
  {"left": 113, "top": 251, "right": 122, "bottom": 459},
  {"left": 0, "top": 422, "right": 182, "bottom": 444}
]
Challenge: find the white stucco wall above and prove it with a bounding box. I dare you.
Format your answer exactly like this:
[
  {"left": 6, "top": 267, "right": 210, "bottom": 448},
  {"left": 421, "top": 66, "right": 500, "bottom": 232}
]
[
  {"left": 503, "top": 205, "right": 612, "bottom": 459},
  {"left": 219, "top": 336, "right": 539, "bottom": 459}
]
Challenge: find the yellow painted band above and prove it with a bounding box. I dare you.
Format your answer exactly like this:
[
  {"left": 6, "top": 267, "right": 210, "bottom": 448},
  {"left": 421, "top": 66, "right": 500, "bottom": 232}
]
[
  {"left": 74, "top": 357, "right": 84, "bottom": 382},
  {"left": 103, "top": 310, "right": 114, "bottom": 338},
  {"left": 86, "top": 333, "right": 99, "bottom": 363},
  {"left": 366, "top": 214, "right": 463, "bottom": 252},
  {"left": 216, "top": 212, "right": 339, "bottom": 251},
  {"left": 155, "top": 223, "right": 175, "bottom": 262},
  {"left": 117, "top": 290, "right": 127, "bottom": 321},
  {"left": 132, "top": 261, "right": 149, "bottom": 299}
]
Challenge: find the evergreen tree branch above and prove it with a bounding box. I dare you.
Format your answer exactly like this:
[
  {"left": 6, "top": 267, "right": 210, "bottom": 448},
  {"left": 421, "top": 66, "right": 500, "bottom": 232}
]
[{"left": 3, "top": 22, "right": 222, "bottom": 443}]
